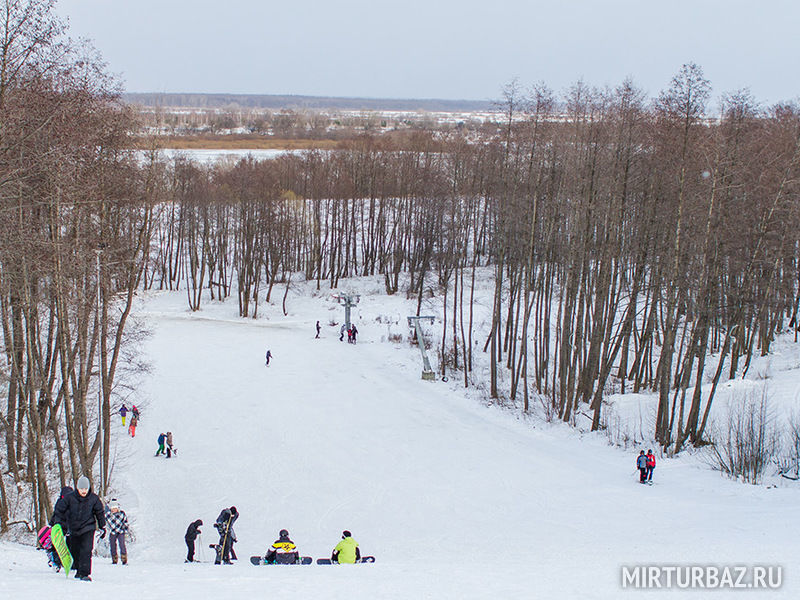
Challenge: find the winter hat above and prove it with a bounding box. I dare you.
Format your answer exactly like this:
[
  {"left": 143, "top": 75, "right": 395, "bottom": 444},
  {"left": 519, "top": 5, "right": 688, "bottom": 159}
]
[
  {"left": 342, "top": 530, "right": 352, "bottom": 539},
  {"left": 279, "top": 529, "right": 289, "bottom": 538},
  {"left": 109, "top": 499, "right": 120, "bottom": 510},
  {"left": 76, "top": 476, "right": 90, "bottom": 490}
]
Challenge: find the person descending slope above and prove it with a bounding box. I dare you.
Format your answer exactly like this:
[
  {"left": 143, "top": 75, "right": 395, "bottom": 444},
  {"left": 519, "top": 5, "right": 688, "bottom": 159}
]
[
  {"left": 185, "top": 519, "right": 203, "bottom": 563},
  {"left": 119, "top": 404, "right": 128, "bottom": 426},
  {"left": 332, "top": 530, "right": 361, "bottom": 564},
  {"left": 265, "top": 529, "right": 300, "bottom": 564},
  {"left": 265, "top": 349, "right": 272, "bottom": 366}
]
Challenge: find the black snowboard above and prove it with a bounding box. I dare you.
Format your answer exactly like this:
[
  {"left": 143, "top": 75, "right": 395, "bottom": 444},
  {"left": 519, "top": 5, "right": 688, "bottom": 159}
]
[
  {"left": 316, "top": 556, "right": 375, "bottom": 564},
  {"left": 250, "top": 555, "right": 312, "bottom": 565}
]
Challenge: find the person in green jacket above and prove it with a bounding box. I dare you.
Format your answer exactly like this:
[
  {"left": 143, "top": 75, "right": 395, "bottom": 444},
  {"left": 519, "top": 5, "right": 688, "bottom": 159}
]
[{"left": 332, "top": 530, "right": 361, "bottom": 564}]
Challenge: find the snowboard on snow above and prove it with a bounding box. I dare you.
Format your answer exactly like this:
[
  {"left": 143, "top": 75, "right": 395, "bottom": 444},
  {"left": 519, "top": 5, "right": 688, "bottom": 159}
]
[
  {"left": 250, "top": 556, "right": 312, "bottom": 565},
  {"left": 50, "top": 524, "right": 73, "bottom": 576},
  {"left": 316, "top": 556, "right": 375, "bottom": 564}
]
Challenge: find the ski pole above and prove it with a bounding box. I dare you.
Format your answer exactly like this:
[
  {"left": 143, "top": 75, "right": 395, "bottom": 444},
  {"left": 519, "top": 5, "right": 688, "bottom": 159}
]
[{"left": 197, "top": 533, "right": 206, "bottom": 562}]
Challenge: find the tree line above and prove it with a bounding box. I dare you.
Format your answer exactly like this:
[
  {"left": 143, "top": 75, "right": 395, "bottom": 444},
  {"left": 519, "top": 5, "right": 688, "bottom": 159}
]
[{"left": 2, "top": 0, "right": 800, "bottom": 536}]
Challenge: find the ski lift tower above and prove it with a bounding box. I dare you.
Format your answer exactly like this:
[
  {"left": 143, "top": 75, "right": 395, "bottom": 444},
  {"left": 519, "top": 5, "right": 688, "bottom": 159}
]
[
  {"left": 407, "top": 315, "right": 436, "bottom": 381},
  {"left": 336, "top": 292, "right": 361, "bottom": 332}
]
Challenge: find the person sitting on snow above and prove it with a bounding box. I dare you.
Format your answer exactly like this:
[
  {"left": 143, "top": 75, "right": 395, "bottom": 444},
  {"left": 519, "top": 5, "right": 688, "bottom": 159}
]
[
  {"left": 332, "top": 530, "right": 361, "bottom": 564},
  {"left": 265, "top": 529, "right": 300, "bottom": 564}
]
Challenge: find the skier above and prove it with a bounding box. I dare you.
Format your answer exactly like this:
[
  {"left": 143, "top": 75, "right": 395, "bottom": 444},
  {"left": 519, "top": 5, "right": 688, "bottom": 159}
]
[
  {"left": 264, "top": 529, "right": 300, "bottom": 564},
  {"left": 104, "top": 499, "right": 129, "bottom": 565},
  {"left": 646, "top": 449, "right": 656, "bottom": 482},
  {"left": 119, "top": 404, "right": 128, "bottom": 426},
  {"left": 331, "top": 530, "right": 361, "bottom": 564},
  {"left": 166, "top": 431, "right": 175, "bottom": 458},
  {"left": 213, "top": 506, "right": 238, "bottom": 564},
  {"left": 48, "top": 486, "right": 74, "bottom": 571},
  {"left": 265, "top": 349, "right": 272, "bottom": 366},
  {"left": 315, "top": 320, "right": 321, "bottom": 338},
  {"left": 185, "top": 519, "right": 203, "bottom": 563},
  {"left": 128, "top": 414, "right": 138, "bottom": 437},
  {"left": 350, "top": 324, "right": 358, "bottom": 344},
  {"left": 155, "top": 432, "right": 167, "bottom": 456},
  {"left": 636, "top": 450, "right": 648, "bottom": 484},
  {"left": 54, "top": 476, "right": 105, "bottom": 581},
  {"left": 339, "top": 323, "right": 346, "bottom": 341},
  {"left": 132, "top": 405, "right": 140, "bottom": 420}
]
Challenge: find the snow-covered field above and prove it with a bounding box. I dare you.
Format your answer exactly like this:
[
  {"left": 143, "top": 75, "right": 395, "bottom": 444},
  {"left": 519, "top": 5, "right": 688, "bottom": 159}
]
[{"left": 2, "top": 279, "right": 799, "bottom": 598}]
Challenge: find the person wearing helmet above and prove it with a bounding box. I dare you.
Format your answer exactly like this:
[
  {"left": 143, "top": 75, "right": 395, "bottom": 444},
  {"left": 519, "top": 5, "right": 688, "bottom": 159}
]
[
  {"left": 265, "top": 529, "right": 300, "bottom": 564},
  {"left": 332, "top": 530, "right": 360, "bottom": 564}
]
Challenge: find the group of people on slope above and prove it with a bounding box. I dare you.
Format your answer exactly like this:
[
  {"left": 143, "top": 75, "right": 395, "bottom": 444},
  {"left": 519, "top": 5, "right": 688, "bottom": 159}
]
[
  {"left": 184, "top": 505, "right": 239, "bottom": 564},
  {"left": 184, "top": 506, "right": 362, "bottom": 565},
  {"left": 46, "top": 476, "right": 129, "bottom": 581},
  {"left": 119, "top": 403, "right": 140, "bottom": 437},
  {"left": 155, "top": 431, "right": 176, "bottom": 458},
  {"left": 262, "top": 528, "right": 361, "bottom": 564},
  {"left": 636, "top": 449, "right": 656, "bottom": 484},
  {"left": 339, "top": 323, "right": 358, "bottom": 343}
]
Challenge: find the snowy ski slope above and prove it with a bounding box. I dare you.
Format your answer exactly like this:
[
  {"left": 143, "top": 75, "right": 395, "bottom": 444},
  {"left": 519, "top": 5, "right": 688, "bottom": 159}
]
[{"left": 2, "top": 287, "right": 799, "bottom": 598}]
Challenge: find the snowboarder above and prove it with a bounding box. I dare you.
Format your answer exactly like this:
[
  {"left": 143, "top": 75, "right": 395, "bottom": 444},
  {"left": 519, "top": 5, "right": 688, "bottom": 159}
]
[
  {"left": 54, "top": 476, "right": 105, "bottom": 581},
  {"left": 315, "top": 320, "right": 321, "bottom": 338},
  {"left": 185, "top": 519, "right": 203, "bottom": 562},
  {"left": 105, "top": 499, "right": 129, "bottom": 565},
  {"left": 350, "top": 324, "right": 358, "bottom": 344},
  {"left": 636, "top": 450, "right": 648, "bottom": 484},
  {"left": 646, "top": 449, "right": 656, "bottom": 482},
  {"left": 339, "top": 323, "right": 346, "bottom": 341},
  {"left": 265, "top": 349, "right": 272, "bottom": 366},
  {"left": 119, "top": 404, "right": 128, "bottom": 426},
  {"left": 128, "top": 414, "right": 138, "bottom": 437},
  {"left": 264, "top": 529, "right": 300, "bottom": 564},
  {"left": 213, "top": 506, "right": 238, "bottom": 564},
  {"left": 166, "top": 431, "right": 175, "bottom": 458},
  {"left": 155, "top": 432, "right": 167, "bottom": 456},
  {"left": 331, "top": 530, "right": 361, "bottom": 564}
]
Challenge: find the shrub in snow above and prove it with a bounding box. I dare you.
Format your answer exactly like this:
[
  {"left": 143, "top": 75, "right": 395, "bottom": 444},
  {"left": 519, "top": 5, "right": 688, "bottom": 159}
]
[{"left": 707, "top": 389, "right": 779, "bottom": 484}]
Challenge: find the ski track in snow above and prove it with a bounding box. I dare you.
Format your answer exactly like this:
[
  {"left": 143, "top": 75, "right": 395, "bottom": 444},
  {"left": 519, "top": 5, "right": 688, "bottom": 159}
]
[{"left": 3, "top": 288, "right": 799, "bottom": 598}]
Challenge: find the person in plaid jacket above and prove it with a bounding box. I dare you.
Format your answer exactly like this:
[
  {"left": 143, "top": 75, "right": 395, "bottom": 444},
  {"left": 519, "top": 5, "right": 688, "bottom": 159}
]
[{"left": 105, "top": 499, "right": 129, "bottom": 564}]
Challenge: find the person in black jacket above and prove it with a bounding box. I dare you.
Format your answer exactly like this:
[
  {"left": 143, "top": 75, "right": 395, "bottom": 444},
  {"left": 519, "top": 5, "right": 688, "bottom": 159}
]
[
  {"left": 185, "top": 519, "right": 203, "bottom": 562},
  {"left": 265, "top": 529, "right": 300, "bottom": 564},
  {"left": 213, "top": 506, "right": 238, "bottom": 564},
  {"left": 55, "top": 476, "right": 106, "bottom": 581}
]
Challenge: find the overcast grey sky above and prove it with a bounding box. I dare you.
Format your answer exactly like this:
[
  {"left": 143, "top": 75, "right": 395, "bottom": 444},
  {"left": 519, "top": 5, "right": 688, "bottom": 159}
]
[{"left": 55, "top": 0, "right": 799, "bottom": 104}]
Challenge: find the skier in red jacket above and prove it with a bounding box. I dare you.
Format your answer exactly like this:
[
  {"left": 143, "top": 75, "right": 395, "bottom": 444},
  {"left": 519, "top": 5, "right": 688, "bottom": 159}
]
[{"left": 646, "top": 449, "right": 656, "bottom": 482}]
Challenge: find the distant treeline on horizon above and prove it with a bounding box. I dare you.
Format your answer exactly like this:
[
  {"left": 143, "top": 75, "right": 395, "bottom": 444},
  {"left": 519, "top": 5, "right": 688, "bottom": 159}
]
[{"left": 122, "top": 92, "right": 496, "bottom": 113}]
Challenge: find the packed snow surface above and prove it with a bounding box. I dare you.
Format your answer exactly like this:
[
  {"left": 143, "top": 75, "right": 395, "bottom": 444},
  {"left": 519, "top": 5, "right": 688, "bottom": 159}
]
[{"left": 2, "top": 283, "right": 799, "bottom": 598}]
